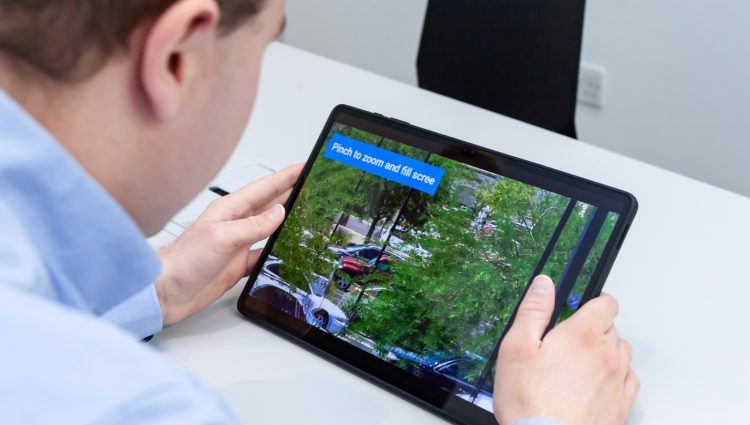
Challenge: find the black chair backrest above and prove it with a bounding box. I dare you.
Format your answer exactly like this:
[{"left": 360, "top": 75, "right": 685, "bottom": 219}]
[{"left": 418, "top": 0, "right": 586, "bottom": 139}]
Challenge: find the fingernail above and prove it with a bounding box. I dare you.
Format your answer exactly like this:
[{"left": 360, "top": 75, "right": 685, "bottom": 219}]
[
  {"left": 265, "top": 204, "right": 285, "bottom": 222},
  {"left": 530, "top": 275, "right": 554, "bottom": 294}
]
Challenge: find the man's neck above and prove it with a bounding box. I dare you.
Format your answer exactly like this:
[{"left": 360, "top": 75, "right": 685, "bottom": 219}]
[{"left": 0, "top": 58, "right": 54, "bottom": 120}]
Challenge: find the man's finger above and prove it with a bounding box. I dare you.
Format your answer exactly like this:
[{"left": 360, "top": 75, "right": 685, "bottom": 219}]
[
  {"left": 214, "top": 204, "right": 285, "bottom": 249},
  {"left": 508, "top": 275, "right": 556, "bottom": 345},
  {"left": 618, "top": 338, "right": 633, "bottom": 379},
  {"left": 623, "top": 368, "right": 640, "bottom": 408},
  {"left": 204, "top": 163, "right": 302, "bottom": 221},
  {"left": 569, "top": 293, "right": 619, "bottom": 334},
  {"left": 246, "top": 187, "right": 293, "bottom": 218},
  {"left": 604, "top": 323, "right": 619, "bottom": 346}
]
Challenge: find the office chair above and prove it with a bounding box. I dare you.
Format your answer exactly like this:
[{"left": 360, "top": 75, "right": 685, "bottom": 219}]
[{"left": 417, "top": 0, "right": 587, "bottom": 139}]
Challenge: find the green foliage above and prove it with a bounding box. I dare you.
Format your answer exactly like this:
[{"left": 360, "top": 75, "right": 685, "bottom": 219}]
[
  {"left": 273, "top": 187, "right": 333, "bottom": 289},
  {"left": 268, "top": 122, "right": 621, "bottom": 389},
  {"left": 273, "top": 126, "right": 377, "bottom": 289},
  {"left": 352, "top": 168, "right": 577, "bottom": 383}
]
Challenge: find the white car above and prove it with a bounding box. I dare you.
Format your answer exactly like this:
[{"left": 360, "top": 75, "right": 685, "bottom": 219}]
[
  {"left": 388, "top": 237, "right": 431, "bottom": 260},
  {"left": 252, "top": 257, "right": 349, "bottom": 335}
]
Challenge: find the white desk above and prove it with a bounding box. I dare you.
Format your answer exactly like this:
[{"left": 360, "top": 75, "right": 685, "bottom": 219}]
[{"left": 152, "top": 42, "right": 750, "bottom": 424}]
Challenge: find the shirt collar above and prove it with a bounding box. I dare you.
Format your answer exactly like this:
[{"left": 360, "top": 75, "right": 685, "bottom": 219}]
[{"left": 0, "top": 91, "right": 162, "bottom": 315}]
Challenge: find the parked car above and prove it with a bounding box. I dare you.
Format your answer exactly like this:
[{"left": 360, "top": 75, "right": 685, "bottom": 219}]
[
  {"left": 333, "top": 255, "right": 396, "bottom": 291},
  {"left": 386, "top": 348, "right": 493, "bottom": 409},
  {"left": 388, "top": 236, "right": 431, "bottom": 260},
  {"left": 340, "top": 255, "right": 393, "bottom": 276},
  {"left": 251, "top": 257, "right": 349, "bottom": 334},
  {"left": 328, "top": 243, "right": 407, "bottom": 263}
]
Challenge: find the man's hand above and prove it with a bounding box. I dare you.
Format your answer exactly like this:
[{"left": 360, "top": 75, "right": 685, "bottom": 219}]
[
  {"left": 493, "top": 276, "right": 639, "bottom": 425},
  {"left": 155, "top": 164, "right": 303, "bottom": 326}
]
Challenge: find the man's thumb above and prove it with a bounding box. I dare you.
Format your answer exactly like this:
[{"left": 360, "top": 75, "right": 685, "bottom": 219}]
[{"left": 511, "top": 275, "right": 556, "bottom": 344}]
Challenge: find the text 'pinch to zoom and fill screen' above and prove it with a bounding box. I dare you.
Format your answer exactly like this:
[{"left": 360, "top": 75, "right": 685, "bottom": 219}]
[{"left": 324, "top": 133, "right": 445, "bottom": 195}]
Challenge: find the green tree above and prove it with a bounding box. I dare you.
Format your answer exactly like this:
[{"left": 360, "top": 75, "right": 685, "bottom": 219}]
[
  {"left": 269, "top": 123, "right": 620, "bottom": 388},
  {"left": 269, "top": 124, "right": 429, "bottom": 290},
  {"left": 351, "top": 162, "right": 577, "bottom": 383}
]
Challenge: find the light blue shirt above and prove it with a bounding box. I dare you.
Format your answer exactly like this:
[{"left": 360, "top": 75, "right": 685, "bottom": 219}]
[
  {"left": 0, "top": 91, "right": 237, "bottom": 424},
  {"left": 0, "top": 91, "right": 562, "bottom": 425}
]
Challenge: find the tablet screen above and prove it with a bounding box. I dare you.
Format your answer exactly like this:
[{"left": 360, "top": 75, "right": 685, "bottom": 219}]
[{"left": 240, "top": 107, "right": 635, "bottom": 423}]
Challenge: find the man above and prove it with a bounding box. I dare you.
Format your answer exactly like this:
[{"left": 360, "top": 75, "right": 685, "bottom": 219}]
[{"left": 0, "top": 0, "right": 639, "bottom": 424}]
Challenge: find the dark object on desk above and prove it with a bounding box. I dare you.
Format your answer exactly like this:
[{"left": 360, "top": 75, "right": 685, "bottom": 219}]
[
  {"left": 418, "top": 0, "right": 586, "bottom": 139},
  {"left": 209, "top": 186, "right": 230, "bottom": 197}
]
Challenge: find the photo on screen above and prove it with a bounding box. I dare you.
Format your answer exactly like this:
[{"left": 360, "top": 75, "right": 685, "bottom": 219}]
[{"left": 246, "top": 122, "right": 619, "bottom": 412}]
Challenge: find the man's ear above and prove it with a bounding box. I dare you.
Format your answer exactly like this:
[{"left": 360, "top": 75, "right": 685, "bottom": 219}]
[{"left": 140, "top": 0, "right": 220, "bottom": 121}]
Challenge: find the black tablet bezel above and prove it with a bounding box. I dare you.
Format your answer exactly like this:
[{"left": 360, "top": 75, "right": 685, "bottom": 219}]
[{"left": 238, "top": 105, "right": 638, "bottom": 425}]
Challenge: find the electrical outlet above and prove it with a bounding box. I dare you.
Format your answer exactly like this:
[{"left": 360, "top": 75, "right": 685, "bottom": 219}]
[{"left": 578, "top": 63, "right": 606, "bottom": 108}]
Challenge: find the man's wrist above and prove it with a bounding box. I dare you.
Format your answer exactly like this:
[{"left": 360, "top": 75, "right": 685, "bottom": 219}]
[{"left": 154, "top": 277, "right": 171, "bottom": 325}]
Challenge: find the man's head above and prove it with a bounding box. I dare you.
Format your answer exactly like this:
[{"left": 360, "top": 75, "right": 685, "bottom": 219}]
[{"left": 0, "top": 0, "right": 286, "bottom": 234}]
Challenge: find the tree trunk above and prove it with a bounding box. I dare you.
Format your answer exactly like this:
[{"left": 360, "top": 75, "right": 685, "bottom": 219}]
[{"left": 365, "top": 209, "right": 384, "bottom": 243}]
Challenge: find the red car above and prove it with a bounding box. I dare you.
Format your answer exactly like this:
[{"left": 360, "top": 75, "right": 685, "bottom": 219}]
[{"left": 335, "top": 255, "right": 393, "bottom": 291}]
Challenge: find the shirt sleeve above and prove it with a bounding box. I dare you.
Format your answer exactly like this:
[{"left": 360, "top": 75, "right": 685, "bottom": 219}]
[
  {"left": 101, "top": 284, "right": 164, "bottom": 339},
  {"left": 100, "top": 380, "right": 239, "bottom": 425},
  {"left": 512, "top": 419, "right": 566, "bottom": 425}
]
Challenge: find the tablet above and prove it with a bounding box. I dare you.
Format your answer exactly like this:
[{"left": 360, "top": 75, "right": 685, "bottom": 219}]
[{"left": 238, "top": 105, "right": 637, "bottom": 424}]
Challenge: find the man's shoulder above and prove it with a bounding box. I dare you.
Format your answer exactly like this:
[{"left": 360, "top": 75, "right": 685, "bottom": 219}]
[{"left": 0, "top": 286, "right": 235, "bottom": 424}]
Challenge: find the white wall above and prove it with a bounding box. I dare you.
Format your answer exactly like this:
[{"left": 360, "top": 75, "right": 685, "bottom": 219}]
[
  {"left": 283, "top": 0, "right": 750, "bottom": 197},
  {"left": 577, "top": 0, "right": 750, "bottom": 198},
  {"left": 284, "top": 0, "right": 428, "bottom": 85}
]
